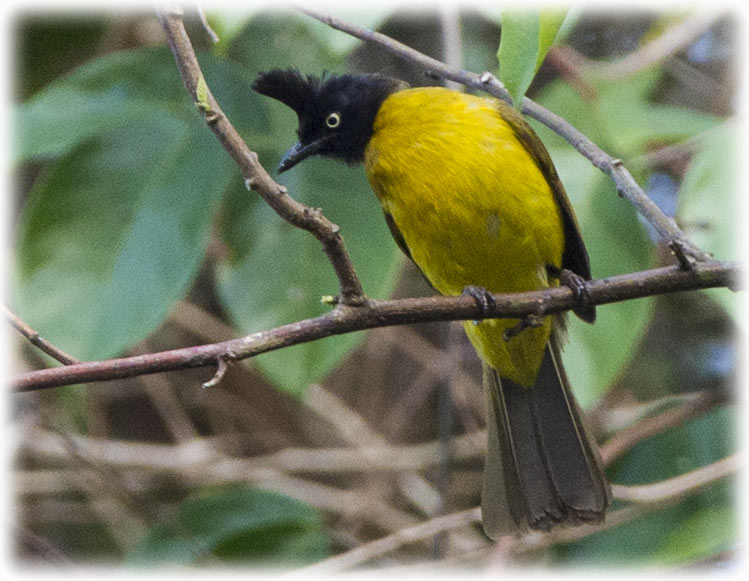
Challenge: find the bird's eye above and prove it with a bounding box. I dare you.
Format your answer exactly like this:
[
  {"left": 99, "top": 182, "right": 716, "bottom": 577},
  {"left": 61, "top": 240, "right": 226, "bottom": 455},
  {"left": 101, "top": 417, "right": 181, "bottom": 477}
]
[{"left": 325, "top": 112, "right": 342, "bottom": 128}]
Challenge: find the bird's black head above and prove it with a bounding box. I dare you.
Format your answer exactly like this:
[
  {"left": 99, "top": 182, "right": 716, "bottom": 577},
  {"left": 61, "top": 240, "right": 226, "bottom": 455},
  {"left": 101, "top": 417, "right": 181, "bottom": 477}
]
[{"left": 252, "top": 69, "right": 407, "bottom": 172}]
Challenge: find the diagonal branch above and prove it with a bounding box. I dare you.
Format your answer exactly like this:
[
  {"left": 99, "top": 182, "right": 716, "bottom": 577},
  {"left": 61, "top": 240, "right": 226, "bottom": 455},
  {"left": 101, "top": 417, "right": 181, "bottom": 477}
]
[
  {"left": 297, "top": 6, "right": 712, "bottom": 262},
  {"left": 5, "top": 306, "right": 81, "bottom": 366},
  {"left": 12, "top": 260, "right": 740, "bottom": 392},
  {"left": 156, "top": 5, "right": 366, "bottom": 306}
]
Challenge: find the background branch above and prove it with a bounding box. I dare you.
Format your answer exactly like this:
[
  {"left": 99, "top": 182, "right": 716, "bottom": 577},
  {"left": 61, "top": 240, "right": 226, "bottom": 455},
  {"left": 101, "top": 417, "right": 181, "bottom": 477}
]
[{"left": 297, "top": 6, "right": 712, "bottom": 262}]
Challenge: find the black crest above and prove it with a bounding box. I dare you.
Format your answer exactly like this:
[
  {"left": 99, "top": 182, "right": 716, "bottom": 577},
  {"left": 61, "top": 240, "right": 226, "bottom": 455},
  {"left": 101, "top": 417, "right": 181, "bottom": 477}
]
[
  {"left": 252, "top": 69, "right": 324, "bottom": 116},
  {"left": 253, "top": 69, "right": 407, "bottom": 165}
]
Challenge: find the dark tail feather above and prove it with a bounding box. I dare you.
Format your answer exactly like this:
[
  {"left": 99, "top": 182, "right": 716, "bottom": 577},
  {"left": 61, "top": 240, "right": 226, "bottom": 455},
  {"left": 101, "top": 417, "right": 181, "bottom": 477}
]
[{"left": 481, "top": 341, "right": 611, "bottom": 538}]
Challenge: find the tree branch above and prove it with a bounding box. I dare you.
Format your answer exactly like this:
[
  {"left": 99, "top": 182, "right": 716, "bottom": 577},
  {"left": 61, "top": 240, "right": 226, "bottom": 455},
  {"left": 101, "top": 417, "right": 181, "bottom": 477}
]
[
  {"left": 156, "top": 5, "right": 366, "bottom": 306},
  {"left": 12, "top": 260, "right": 740, "bottom": 392},
  {"left": 297, "top": 6, "right": 712, "bottom": 262},
  {"left": 5, "top": 306, "right": 81, "bottom": 366}
]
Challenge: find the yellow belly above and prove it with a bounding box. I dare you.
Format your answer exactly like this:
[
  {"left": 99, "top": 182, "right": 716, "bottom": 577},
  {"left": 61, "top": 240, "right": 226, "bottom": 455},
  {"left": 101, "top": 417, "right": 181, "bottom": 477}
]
[{"left": 364, "top": 88, "right": 565, "bottom": 386}]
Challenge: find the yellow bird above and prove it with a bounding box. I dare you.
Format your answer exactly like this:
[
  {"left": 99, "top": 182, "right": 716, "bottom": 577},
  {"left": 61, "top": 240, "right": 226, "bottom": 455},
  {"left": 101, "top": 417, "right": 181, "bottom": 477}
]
[{"left": 253, "top": 70, "right": 610, "bottom": 537}]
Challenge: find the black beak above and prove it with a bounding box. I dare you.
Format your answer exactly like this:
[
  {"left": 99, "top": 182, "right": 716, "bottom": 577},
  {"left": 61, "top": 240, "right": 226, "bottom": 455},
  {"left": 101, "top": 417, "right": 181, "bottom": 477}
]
[{"left": 278, "top": 136, "right": 332, "bottom": 173}]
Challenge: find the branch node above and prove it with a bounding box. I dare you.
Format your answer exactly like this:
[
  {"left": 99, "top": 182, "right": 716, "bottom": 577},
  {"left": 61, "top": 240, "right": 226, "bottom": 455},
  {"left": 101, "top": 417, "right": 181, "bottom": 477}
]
[
  {"left": 202, "top": 354, "right": 234, "bottom": 389},
  {"left": 611, "top": 158, "right": 623, "bottom": 167},
  {"left": 503, "top": 313, "right": 544, "bottom": 341},
  {"left": 478, "top": 71, "right": 503, "bottom": 90},
  {"left": 245, "top": 150, "right": 260, "bottom": 167},
  {"left": 668, "top": 239, "right": 698, "bottom": 271},
  {"left": 321, "top": 295, "right": 338, "bottom": 306}
]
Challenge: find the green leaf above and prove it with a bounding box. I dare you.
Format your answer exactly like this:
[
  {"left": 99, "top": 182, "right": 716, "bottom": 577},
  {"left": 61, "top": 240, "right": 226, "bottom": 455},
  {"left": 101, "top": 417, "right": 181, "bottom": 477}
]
[
  {"left": 227, "top": 11, "right": 345, "bottom": 76},
  {"left": 13, "top": 48, "right": 263, "bottom": 360},
  {"left": 14, "top": 121, "right": 231, "bottom": 360},
  {"left": 676, "top": 123, "right": 738, "bottom": 315},
  {"left": 648, "top": 506, "right": 736, "bottom": 566},
  {"left": 216, "top": 161, "right": 401, "bottom": 396},
  {"left": 127, "top": 487, "right": 328, "bottom": 566},
  {"left": 533, "top": 68, "right": 720, "bottom": 158},
  {"left": 498, "top": 8, "right": 568, "bottom": 106},
  {"left": 537, "top": 10, "right": 570, "bottom": 69}
]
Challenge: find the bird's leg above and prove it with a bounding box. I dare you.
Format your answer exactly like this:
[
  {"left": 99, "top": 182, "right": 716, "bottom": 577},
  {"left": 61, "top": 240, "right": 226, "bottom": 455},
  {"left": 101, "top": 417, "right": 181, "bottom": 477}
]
[
  {"left": 547, "top": 265, "right": 593, "bottom": 314},
  {"left": 503, "top": 314, "right": 544, "bottom": 341},
  {"left": 462, "top": 285, "right": 495, "bottom": 322}
]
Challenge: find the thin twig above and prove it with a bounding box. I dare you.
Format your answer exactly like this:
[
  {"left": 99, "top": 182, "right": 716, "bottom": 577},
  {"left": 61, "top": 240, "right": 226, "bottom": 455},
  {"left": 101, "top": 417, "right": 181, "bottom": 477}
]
[
  {"left": 156, "top": 5, "right": 366, "bottom": 306},
  {"left": 201, "top": 355, "right": 232, "bottom": 388},
  {"left": 19, "top": 425, "right": 484, "bottom": 474},
  {"left": 297, "top": 6, "right": 711, "bottom": 262},
  {"left": 600, "top": 389, "right": 726, "bottom": 465},
  {"left": 196, "top": 4, "right": 219, "bottom": 43},
  {"left": 12, "top": 260, "right": 740, "bottom": 392},
  {"left": 582, "top": 9, "right": 725, "bottom": 80},
  {"left": 5, "top": 305, "right": 81, "bottom": 366},
  {"left": 611, "top": 454, "right": 740, "bottom": 503},
  {"left": 17, "top": 425, "right": 427, "bottom": 534},
  {"left": 304, "top": 384, "right": 485, "bottom": 550},
  {"left": 300, "top": 507, "right": 482, "bottom": 573}
]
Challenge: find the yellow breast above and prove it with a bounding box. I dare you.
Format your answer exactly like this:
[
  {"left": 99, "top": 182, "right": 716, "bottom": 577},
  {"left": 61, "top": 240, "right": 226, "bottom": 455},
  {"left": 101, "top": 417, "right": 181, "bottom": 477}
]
[{"left": 364, "top": 87, "right": 565, "bottom": 385}]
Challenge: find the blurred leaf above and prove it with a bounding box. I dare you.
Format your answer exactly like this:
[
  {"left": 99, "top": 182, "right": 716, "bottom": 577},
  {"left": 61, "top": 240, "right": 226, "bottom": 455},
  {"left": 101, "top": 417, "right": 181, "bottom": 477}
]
[
  {"left": 127, "top": 487, "right": 328, "bottom": 566},
  {"left": 648, "top": 506, "right": 736, "bottom": 566},
  {"left": 217, "top": 161, "right": 401, "bottom": 396},
  {"left": 16, "top": 16, "right": 106, "bottom": 100},
  {"left": 227, "top": 11, "right": 345, "bottom": 76},
  {"left": 205, "top": 11, "right": 257, "bottom": 56},
  {"left": 560, "top": 406, "right": 736, "bottom": 566},
  {"left": 532, "top": 68, "right": 720, "bottom": 157},
  {"left": 304, "top": 8, "right": 391, "bottom": 56},
  {"left": 14, "top": 122, "right": 230, "bottom": 360},
  {"left": 13, "top": 48, "right": 263, "bottom": 360},
  {"left": 498, "top": 8, "right": 568, "bottom": 107},
  {"left": 676, "top": 123, "right": 738, "bottom": 316}
]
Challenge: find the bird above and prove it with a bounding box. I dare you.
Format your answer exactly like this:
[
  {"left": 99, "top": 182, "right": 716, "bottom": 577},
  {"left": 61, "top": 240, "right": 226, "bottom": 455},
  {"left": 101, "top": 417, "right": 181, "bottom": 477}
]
[{"left": 252, "top": 69, "right": 611, "bottom": 538}]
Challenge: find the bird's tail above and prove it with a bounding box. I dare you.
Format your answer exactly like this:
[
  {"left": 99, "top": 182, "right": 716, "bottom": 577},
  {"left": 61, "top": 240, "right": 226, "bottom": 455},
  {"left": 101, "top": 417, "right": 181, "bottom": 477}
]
[{"left": 481, "top": 340, "right": 611, "bottom": 538}]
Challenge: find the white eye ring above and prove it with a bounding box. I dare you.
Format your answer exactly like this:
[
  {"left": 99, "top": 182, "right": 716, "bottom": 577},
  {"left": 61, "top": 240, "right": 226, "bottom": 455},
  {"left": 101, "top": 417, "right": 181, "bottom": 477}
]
[{"left": 325, "top": 112, "right": 342, "bottom": 128}]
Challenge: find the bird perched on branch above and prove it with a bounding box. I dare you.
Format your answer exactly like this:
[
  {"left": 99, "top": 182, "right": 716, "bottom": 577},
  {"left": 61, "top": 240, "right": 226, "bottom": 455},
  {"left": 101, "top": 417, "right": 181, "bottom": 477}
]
[{"left": 253, "top": 69, "right": 610, "bottom": 538}]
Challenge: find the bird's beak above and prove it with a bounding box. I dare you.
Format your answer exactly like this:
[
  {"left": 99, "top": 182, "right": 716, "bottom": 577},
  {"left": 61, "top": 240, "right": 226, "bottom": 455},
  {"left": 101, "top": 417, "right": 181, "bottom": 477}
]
[{"left": 278, "top": 136, "right": 332, "bottom": 173}]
